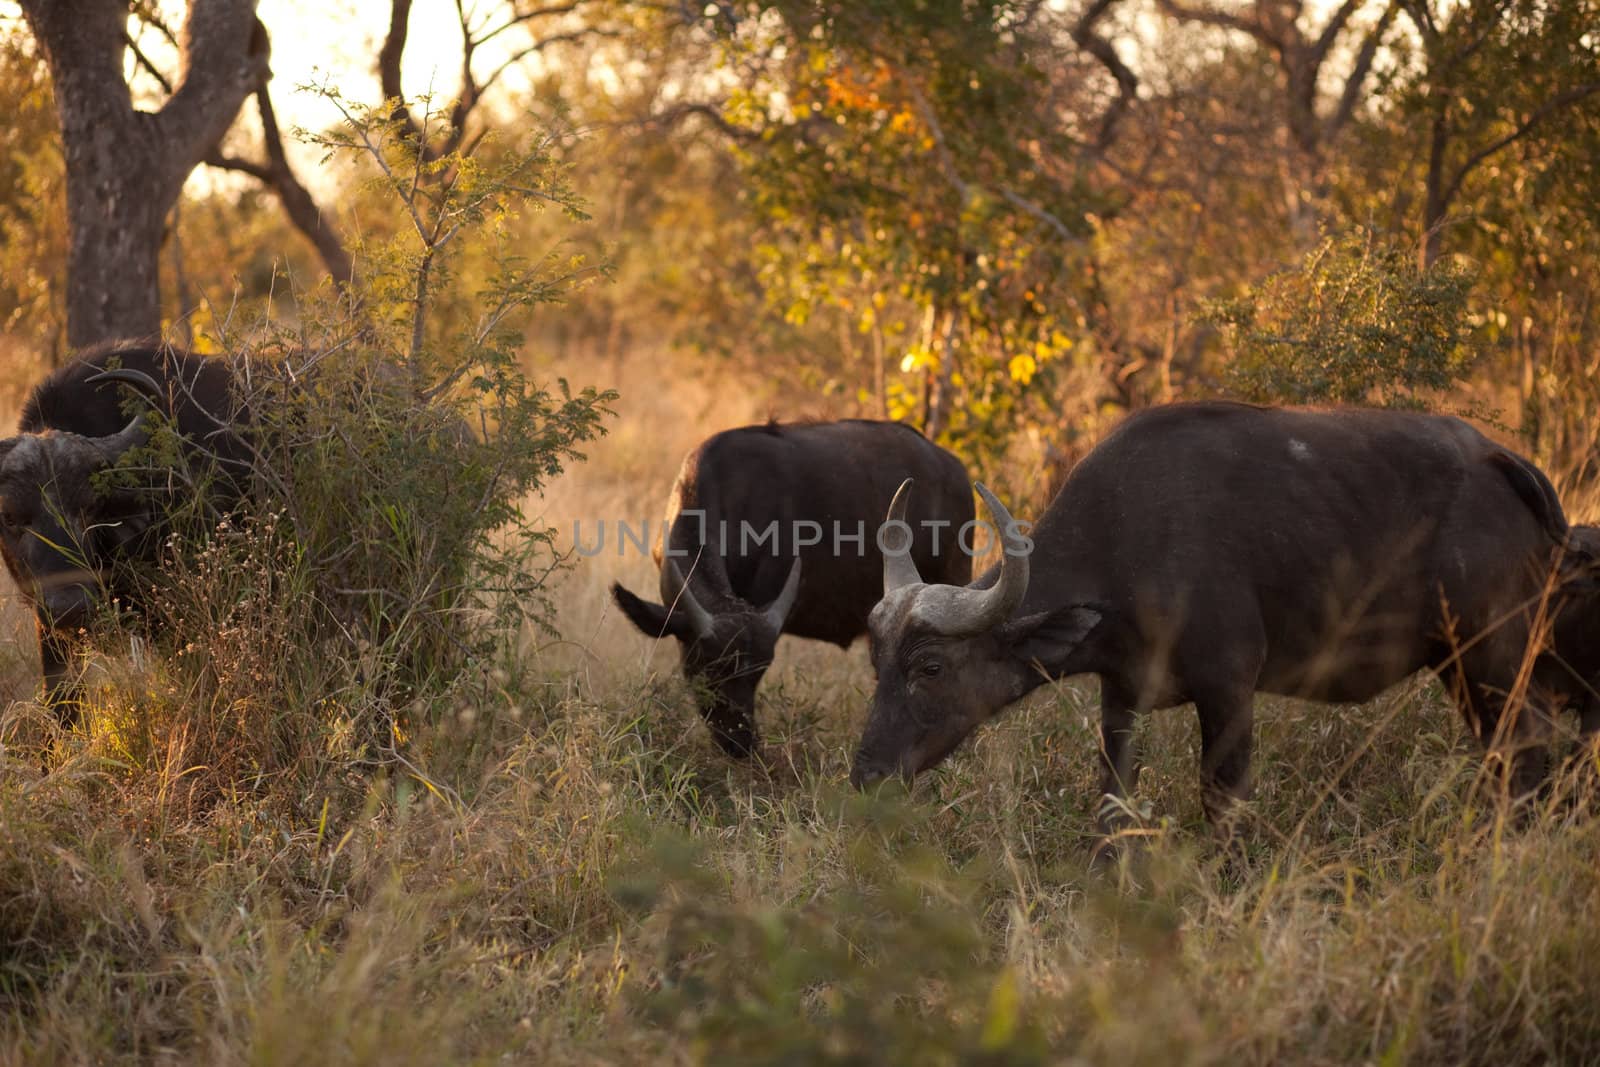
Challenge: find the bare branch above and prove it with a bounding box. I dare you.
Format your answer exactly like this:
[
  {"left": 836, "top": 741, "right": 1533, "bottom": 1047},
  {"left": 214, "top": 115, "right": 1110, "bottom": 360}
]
[
  {"left": 201, "top": 27, "right": 355, "bottom": 293},
  {"left": 255, "top": 82, "right": 355, "bottom": 287},
  {"left": 903, "top": 80, "right": 969, "bottom": 201},
  {"left": 1073, "top": 0, "right": 1139, "bottom": 151},
  {"left": 996, "top": 187, "right": 1085, "bottom": 246},
  {"left": 1441, "top": 82, "right": 1600, "bottom": 209},
  {"left": 641, "top": 101, "right": 763, "bottom": 143},
  {"left": 476, "top": 1, "right": 588, "bottom": 48},
  {"left": 1308, "top": 0, "right": 1368, "bottom": 70},
  {"left": 906, "top": 80, "right": 1084, "bottom": 245},
  {"left": 203, "top": 148, "right": 271, "bottom": 182},
  {"left": 153, "top": 1, "right": 271, "bottom": 177},
  {"left": 1156, "top": 0, "right": 1280, "bottom": 49},
  {"left": 123, "top": 31, "right": 174, "bottom": 95},
  {"left": 477, "top": 27, "right": 627, "bottom": 98},
  {"left": 1326, "top": 1, "right": 1400, "bottom": 139}
]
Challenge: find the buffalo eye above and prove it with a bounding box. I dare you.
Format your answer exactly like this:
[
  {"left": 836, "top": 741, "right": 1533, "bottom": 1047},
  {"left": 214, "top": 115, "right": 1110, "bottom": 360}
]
[{"left": 918, "top": 660, "right": 942, "bottom": 678}]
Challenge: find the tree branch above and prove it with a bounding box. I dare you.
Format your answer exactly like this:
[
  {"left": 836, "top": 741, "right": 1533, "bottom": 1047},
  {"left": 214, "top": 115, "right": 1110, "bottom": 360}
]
[
  {"left": 1326, "top": 1, "right": 1399, "bottom": 139},
  {"left": 153, "top": 0, "right": 270, "bottom": 185},
  {"left": 641, "top": 101, "right": 763, "bottom": 143},
  {"left": 203, "top": 148, "right": 271, "bottom": 182},
  {"left": 477, "top": 28, "right": 627, "bottom": 99},
  {"left": 1156, "top": 0, "right": 1281, "bottom": 49},
  {"left": 254, "top": 81, "right": 354, "bottom": 286},
  {"left": 1073, "top": 0, "right": 1139, "bottom": 151},
  {"left": 1308, "top": 0, "right": 1368, "bottom": 70},
  {"left": 123, "top": 31, "right": 174, "bottom": 96},
  {"left": 201, "top": 50, "right": 354, "bottom": 289},
  {"left": 1441, "top": 82, "right": 1600, "bottom": 210},
  {"left": 906, "top": 80, "right": 1084, "bottom": 245}
]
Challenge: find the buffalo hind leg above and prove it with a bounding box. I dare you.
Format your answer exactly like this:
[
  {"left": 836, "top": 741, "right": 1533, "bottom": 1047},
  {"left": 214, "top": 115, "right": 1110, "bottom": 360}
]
[{"left": 1458, "top": 681, "right": 1555, "bottom": 807}]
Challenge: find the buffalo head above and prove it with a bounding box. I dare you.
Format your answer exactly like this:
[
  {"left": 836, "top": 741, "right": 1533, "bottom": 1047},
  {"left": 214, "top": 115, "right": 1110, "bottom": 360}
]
[
  {"left": 0, "top": 369, "right": 161, "bottom": 629},
  {"left": 612, "top": 556, "right": 802, "bottom": 756},
  {"left": 850, "top": 480, "right": 1100, "bottom": 788}
]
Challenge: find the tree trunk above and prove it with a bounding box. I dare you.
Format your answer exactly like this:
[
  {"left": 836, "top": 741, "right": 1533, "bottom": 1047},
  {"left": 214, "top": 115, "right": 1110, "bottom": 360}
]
[
  {"left": 60, "top": 126, "right": 170, "bottom": 347},
  {"left": 1420, "top": 103, "right": 1451, "bottom": 270},
  {"left": 20, "top": 0, "right": 267, "bottom": 349}
]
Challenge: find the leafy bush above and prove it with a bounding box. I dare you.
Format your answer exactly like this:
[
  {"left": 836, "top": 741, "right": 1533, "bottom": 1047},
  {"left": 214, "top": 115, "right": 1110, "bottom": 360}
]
[
  {"left": 75, "top": 95, "right": 614, "bottom": 811},
  {"left": 1206, "top": 232, "right": 1477, "bottom": 407}
]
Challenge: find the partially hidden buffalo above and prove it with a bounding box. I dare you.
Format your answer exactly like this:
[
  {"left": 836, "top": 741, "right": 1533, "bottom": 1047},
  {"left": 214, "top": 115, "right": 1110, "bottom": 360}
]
[
  {"left": 0, "top": 342, "right": 250, "bottom": 717},
  {"left": 850, "top": 401, "right": 1577, "bottom": 826},
  {"left": 1547, "top": 523, "right": 1600, "bottom": 735},
  {"left": 612, "top": 419, "right": 974, "bottom": 756}
]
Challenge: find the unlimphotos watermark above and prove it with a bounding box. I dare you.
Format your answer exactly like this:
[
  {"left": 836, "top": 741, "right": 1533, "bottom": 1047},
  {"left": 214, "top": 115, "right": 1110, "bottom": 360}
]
[{"left": 571, "top": 512, "right": 1034, "bottom": 559}]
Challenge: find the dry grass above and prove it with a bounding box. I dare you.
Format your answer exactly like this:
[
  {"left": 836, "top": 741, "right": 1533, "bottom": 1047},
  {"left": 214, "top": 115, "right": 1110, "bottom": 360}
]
[{"left": 1, "top": 343, "right": 1599, "bottom": 1065}]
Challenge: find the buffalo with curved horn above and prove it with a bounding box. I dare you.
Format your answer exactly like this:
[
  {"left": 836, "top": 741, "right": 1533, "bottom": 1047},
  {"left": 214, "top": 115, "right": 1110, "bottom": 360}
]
[
  {"left": 852, "top": 402, "right": 1580, "bottom": 829},
  {"left": 0, "top": 341, "right": 249, "bottom": 720},
  {"left": 612, "top": 419, "right": 974, "bottom": 757}
]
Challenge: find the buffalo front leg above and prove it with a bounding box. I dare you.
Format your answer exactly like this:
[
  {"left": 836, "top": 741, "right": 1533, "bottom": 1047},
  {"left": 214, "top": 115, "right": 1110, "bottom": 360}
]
[
  {"left": 1456, "top": 680, "right": 1554, "bottom": 803},
  {"left": 1096, "top": 679, "right": 1142, "bottom": 835},
  {"left": 38, "top": 620, "right": 83, "bottom": 728},
  {"left": 1196, "top": 687, "right": 1255, "bottom": 831}
]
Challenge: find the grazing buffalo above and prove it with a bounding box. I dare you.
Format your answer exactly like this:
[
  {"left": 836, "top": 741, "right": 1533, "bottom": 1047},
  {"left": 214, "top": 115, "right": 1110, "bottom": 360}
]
[
  {"left": 850, "top": 401, "right": 1575, "bottom": 827},
  {"left": 612, "top": 419, "right": 974, "bottom": 756},
  {"left": 1547, "top": 524, "right": 1600, "bottom": 735},
  {"left": 0, "top": 342, "right": 249, "bottom": 718}
]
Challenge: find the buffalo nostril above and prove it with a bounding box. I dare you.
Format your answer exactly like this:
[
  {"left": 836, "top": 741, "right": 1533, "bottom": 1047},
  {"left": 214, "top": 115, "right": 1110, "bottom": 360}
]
[{"left": 850, "top": 757, "right": 887, "bottom": 791}]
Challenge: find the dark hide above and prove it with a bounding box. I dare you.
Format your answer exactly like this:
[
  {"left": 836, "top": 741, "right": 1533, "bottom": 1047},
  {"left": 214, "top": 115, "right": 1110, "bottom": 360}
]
[
  {"left": 612, "top": 419, "right": 973, "bottom": 756},
  {"left": 1547, "top": 523, "right": 1600, "bottom": 734},
  {"left": 852, "top": 402, "right": 1572, "bottom": 825},
  {"left": 0, "top": 342, "right": 249, "bottom": 719}
]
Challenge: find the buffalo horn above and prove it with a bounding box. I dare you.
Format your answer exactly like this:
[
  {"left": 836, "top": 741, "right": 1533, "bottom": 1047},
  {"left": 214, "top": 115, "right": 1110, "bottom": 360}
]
[
  {"left": 659, "top": 556, "right": 715, "bottom": 638},
  {"left": 87, "top": 368, "right": 168, "bottom": 458},
  {"left": 925, "top": 482, "right": 1031, "bottom": 637},
  {"left": 882, "top": 477, "right": 925, "bottom": 594},
  {"left": 86, "top": 367, "right": 166, "bottom": 406},
  {"left": 762, "top": 557, "right": 803, "bottom": 630}
]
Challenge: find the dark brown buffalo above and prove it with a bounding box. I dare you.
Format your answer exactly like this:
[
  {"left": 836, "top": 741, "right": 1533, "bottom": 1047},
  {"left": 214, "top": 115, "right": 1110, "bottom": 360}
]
[
  {"left": 0, "top": 342, "right": 249, "bottom": 718},
  {"left": 1546, "top": 523, "right": 1600, "bottom": 735},
  {"left": 850, "top": 402, "right": 1572, "bottom": 826},
  {"left": 612, "top": 419, "right": 973, "bottom": 756}
]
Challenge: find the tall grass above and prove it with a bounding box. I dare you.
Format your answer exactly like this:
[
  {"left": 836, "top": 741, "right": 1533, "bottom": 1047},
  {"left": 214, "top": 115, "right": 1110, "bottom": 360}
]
[{"left": 2, "top": 342, "right": 1599, "bottom": 1065}]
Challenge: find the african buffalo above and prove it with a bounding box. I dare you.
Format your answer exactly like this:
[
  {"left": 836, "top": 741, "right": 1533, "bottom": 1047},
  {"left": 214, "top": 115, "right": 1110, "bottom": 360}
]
[
  {"left": 0, "top": 341, "right": 249, "bottom": 718},
  {"left": 850, "top": 401, "right": 1573, "bottom": 827},
  {"left": 612, "top": 419, "right": 974, "bottom": 756},
  {"left": 1546, "top": 523, "right": 1600, "bottom": 735}
]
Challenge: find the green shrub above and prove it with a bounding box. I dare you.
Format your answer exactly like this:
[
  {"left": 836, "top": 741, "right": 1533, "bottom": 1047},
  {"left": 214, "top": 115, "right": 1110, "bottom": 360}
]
[
  {"left": 1206, "top": 231, "right": 1477, "bottom": 407},
  {"left": 74, "top": 93, "right": 615, "bottom": 812}
]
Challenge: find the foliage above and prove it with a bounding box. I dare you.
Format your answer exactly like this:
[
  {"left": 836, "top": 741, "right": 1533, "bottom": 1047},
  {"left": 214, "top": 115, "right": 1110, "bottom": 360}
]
[
  {"left": 70, "top": 91, "right": 615, "bottom": 812},
  {"left": 0, "top": 29, "right": 66, "bottom": 363},
  {"left": 698, "top": 1, "right": 1103, "bottom": 465},
  {"left": 1205, "top": 232, "right": 1478, "bottom": 407}
]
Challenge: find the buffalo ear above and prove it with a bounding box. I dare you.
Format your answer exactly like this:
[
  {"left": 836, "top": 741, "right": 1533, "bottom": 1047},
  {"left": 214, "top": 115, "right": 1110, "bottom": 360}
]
[
  {"left": 998, "top": 604, "right": 1102, "bottom": 674},
  {"left": 612, "top": 582, "right": 695, "bottom": 639},
  {"left": 1560, "top": 528, "right": 1600, "bottom": 592}
]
